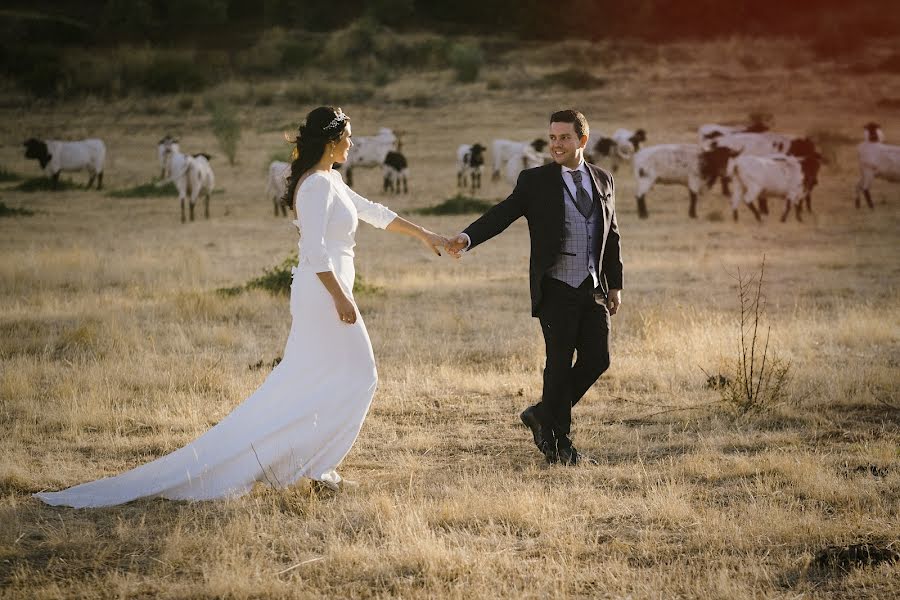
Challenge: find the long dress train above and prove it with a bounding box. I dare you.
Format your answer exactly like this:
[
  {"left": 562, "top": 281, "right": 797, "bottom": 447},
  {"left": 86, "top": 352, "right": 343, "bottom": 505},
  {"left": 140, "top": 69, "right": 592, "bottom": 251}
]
[{"left": 34, "top": 169, "right": 397, "bottom": 508}]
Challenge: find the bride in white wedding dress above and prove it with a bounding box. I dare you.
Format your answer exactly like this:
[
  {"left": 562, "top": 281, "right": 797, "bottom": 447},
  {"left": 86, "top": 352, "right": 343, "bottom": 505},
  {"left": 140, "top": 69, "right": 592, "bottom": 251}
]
[{"left": 35, "top": 106, "right": 448, "bottom": 508}]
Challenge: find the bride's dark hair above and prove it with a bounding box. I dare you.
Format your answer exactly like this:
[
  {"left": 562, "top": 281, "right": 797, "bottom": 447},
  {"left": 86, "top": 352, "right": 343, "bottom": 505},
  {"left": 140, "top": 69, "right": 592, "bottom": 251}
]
[{"left": 282, "top": 106, "right": 350, "bottom": 210}]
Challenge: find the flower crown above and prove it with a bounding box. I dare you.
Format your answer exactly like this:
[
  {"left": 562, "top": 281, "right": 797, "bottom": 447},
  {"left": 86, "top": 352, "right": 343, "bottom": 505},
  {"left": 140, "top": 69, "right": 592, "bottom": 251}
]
[{"left": 323, "top": 108, "right": 348, "bottom": 132}]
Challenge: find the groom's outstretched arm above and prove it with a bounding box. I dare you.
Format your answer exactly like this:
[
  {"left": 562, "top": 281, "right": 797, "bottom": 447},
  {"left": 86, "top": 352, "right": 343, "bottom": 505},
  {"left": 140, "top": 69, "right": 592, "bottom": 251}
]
[{"left": 448, "top": 173, "right": 530, "bottom": 256}]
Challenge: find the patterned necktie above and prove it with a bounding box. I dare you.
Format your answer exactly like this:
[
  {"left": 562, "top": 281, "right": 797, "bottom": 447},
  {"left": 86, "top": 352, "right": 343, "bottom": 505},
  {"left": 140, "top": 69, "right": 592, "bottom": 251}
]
[{"left": 570, "top": 169, "right": 594, "bottom": 218}]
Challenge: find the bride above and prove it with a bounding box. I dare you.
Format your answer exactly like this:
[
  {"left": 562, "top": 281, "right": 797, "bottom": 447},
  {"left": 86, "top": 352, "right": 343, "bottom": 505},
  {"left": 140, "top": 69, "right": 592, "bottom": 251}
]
[{"left": 35, "top": 106, "right": 449, "bottom": 507}]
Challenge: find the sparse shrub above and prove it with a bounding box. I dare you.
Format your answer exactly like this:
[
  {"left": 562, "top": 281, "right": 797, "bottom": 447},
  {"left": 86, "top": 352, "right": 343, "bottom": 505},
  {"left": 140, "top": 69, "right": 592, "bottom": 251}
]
[
  {"left": 325, "top": 17, "right": 381, "bottom": 62},
  {"left": 177, "top": 96, "right": 195, "bottom": 111},
  {"left": 207, "top": 100, "right": 242, "bottom": 165},
  {"left": 219, "top": 253, "right": 381, "bottom": 296},
  {"left": 449, "top": 43, "right": 484, "bottom": 83},
  {"left": 0, "top": 202, "right": 35, "bottom": 217},
  {"left": 718, "top": 258, "right": 793, "bottom": 415},
  {"left": 541, "top": 68, "right": 606, "bottom": 89},
  {"left": 141, "top": 54, "right": 212, "bottom": 95},
  {"left": 10, "top": 45, "right": 65, "bottom": 96},
  {"left": 280, "top": 38, "right": 322, "bottom": 70},
  {"left": 413, "top": 195, "right": 495, "bottom": 215}
]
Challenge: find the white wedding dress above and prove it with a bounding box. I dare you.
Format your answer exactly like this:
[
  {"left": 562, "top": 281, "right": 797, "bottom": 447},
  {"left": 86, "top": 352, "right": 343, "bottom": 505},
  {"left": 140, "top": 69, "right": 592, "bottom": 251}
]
[{"left": 35, "top": 169, "right": 397, "bottom": 507}]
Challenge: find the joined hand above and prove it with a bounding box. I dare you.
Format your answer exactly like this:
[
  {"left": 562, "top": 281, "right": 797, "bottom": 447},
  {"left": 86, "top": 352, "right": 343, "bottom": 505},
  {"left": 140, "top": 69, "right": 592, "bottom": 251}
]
[{"left": 445, "top": 234, "right": 468, "bottom": 259}]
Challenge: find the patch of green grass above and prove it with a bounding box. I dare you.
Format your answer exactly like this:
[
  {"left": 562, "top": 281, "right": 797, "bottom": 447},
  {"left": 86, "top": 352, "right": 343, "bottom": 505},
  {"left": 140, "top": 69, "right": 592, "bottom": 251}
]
[
  {"left": 107, "top": 181, "right": 177, "bottom": 198},
  {"left": 0, "top": 202, "right": 35, "bottom": 217},
  {"left": 0, "top": 167, "right": 24, "bottom": 182},
  {"left": 218, "top": 253, "right": 382, "bottom": 297},
  {"left": 13, "top": 177, "right": 81, "bottom": 192},
  {"left": 412, "top": 194, "right": 495, "bottom": 215}
]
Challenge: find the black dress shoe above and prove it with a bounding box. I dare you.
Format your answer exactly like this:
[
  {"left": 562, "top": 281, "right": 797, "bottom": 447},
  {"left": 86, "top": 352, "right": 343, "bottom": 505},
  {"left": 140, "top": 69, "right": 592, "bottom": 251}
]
[
  {"left": 557, "top": 443, "right": 578, "bottom": 466},
  {"left": 520, "top": 405, "right": 544, "bottom": 448},
  {"left": 539, "top": 440, "right": 558, "bottom": 464}
]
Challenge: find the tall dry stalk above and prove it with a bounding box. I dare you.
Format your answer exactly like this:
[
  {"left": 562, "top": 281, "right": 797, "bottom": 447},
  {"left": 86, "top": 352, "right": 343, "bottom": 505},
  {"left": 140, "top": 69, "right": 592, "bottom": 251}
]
[{"left": 723, "top": 256, "right": 793, "bottom": 414}]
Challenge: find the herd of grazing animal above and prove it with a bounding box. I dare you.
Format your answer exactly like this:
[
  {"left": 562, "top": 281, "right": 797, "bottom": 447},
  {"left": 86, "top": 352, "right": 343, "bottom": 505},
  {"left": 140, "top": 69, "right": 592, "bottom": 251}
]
[{"left": 18, "top": 121, "right": 896, "bottom": 224}]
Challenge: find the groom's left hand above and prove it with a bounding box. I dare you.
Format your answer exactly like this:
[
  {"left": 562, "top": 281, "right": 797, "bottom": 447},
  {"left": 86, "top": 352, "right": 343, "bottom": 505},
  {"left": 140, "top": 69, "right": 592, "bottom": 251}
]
[{"left": 608, "top": 289, "right": 622, "bottom": 315}]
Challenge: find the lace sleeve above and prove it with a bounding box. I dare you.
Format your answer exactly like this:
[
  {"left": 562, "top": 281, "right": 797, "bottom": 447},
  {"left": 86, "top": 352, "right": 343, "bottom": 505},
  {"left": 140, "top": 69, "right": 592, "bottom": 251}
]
[
  {"left": 293, "top": 174, "right": 335, "bottom": 273},
  {"left": 336, "top": 171, "right": 398, "bottom": 229}
]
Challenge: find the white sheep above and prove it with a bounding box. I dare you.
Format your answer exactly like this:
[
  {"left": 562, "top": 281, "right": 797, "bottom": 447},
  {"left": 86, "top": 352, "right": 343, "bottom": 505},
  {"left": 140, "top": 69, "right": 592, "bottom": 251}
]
[
  {"left": 504, "top": 145, "right": 545, "bottom": 185},
  {"left": 162, "top": 141, "right": 215, "bottom": 223},
  {"left": 632, "top": 144, "right": 734, "bottom": 219},
  {"left": 856, "top": 122, "right": 900, "bottom": 209},
  {"left": 342, "top": 127, "right": 398, "bottom": 187},
  {"left": 266, "top": 160, "right": 291, "bottom": 216},
  {"left": 728, "top": 153, "right": 821, "bottom": 222},
  {"left": 23, "top": 138, "right": 106, "bottom": 189},
  {"left": 491, "top": 138, "right": 548, "bottom": 180}
]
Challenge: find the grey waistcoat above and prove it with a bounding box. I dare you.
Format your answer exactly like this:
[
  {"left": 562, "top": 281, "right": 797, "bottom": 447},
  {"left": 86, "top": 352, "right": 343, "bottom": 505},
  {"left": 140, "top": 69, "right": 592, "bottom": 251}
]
[{"left": 547, "top": 176, "right": 603, "bottom": 288}]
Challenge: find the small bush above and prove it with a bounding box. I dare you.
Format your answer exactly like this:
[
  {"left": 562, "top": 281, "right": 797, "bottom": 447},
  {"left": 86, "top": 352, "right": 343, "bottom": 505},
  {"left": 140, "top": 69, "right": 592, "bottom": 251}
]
[
  {"left": 219, "top": 253, "right": 381, "bottom": 297},
  {"left": 0, "top": 167, "right": 24, "bottom": 182},
  {"left": 107, "top": 182, "right": 177, "bottom": 198},
  {"left": 14, "top": 177, "right": 81, "bottom": 192},
  {"left": 449, "top": 43, "right": 484, "bottom": 83},
  {"left": 208, "top": 100, "right": 242, "bottom": 165},
  {"left": 146, "top": 55, "right": 211, "bottom": 94},
  {"left": 177, "top": 96, "right": 195, "bottom": 111},
  {"left": 0, "top": 202, "right": 35, "bottom": 217},
  {"left": 541, "top": 68, "right": 606, "bottom": 89},
  {"left": 325, "top": 18, "right": 381, "bottom": 62},
  {"left": 413, "top": 195, "right": 495, "bottom": 215}
]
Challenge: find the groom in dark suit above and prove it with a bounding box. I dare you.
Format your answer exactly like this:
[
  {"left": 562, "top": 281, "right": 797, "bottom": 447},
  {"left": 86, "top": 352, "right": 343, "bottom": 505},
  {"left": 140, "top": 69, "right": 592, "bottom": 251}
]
[{"left": 447, "top": 109, "right": 623, "bottom": 465}]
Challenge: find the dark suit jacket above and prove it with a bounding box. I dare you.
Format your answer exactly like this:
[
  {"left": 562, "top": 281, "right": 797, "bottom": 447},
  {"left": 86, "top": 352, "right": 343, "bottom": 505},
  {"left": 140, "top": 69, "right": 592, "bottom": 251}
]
[{"left": 463, "top": 161, "right": 623, "bottom": 317}]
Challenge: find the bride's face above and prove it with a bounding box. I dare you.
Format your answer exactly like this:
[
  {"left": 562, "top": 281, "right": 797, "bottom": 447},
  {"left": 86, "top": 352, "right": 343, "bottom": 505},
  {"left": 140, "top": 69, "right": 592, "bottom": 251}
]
[{"left": 331, "top": 125, "right": 352, "bottom": 164}]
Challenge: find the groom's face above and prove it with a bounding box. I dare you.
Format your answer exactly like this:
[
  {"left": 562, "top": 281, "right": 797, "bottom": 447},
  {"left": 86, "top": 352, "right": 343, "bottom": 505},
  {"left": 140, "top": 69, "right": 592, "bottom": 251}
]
[{"left": 548, "top": 121, "right": 587, "bottom": 168}]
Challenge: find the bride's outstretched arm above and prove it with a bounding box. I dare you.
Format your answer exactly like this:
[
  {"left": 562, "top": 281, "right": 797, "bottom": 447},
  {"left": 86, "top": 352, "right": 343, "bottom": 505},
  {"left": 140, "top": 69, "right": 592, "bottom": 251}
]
[{"left": 384, "top": 216, "right": 449, "bottom": 257}]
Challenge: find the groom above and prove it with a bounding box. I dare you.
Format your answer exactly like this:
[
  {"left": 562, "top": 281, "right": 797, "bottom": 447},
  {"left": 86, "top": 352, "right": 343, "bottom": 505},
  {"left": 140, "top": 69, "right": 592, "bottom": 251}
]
[{"left": 447, "top": 109, "right": 623, "bottom": 466}]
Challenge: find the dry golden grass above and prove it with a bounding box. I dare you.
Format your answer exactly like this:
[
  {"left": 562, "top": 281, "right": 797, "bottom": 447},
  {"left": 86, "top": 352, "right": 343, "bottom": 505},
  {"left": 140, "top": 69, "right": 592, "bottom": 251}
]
[{"left": 1, "top": 37, "right": 898, "bottom": 599}]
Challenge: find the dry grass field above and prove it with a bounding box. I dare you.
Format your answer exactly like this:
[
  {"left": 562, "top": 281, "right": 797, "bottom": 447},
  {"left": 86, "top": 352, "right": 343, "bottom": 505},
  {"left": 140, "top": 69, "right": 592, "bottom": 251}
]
[{"left": 1, "top": 36, "right": 898, "bottom": 598}]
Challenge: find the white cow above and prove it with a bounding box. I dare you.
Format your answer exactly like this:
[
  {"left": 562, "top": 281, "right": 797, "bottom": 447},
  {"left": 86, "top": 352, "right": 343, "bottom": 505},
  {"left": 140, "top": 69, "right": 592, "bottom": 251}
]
[
  {"left": 632, "top": 144, "right": 735, "bottom": 219},
  {"left": 23, "top": 138, "right": 106, "bottom": 189},
  {"left": 491, "top": 138, "right": 548, "bottom": 180},
  {"left": 857, "top": 123, "right": 900, "bottom": 209},
  {"left": 342, "top": 127, "right": 397, "bottom": 186},
  {"left": 727, "top": 153, "right": 821, "bottom": 222},
  {"left": 162, "top": 141, "right": 215, "bottom": 223},
  {"left": 266, "top": 160, "right": 291, "bottom": 216}
]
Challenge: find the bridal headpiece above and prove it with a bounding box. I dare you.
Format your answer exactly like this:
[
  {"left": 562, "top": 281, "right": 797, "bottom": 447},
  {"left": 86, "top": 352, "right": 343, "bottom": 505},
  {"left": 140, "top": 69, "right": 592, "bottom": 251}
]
[{"left": 323, "top": 108, "right": 347, "bottom": 133}]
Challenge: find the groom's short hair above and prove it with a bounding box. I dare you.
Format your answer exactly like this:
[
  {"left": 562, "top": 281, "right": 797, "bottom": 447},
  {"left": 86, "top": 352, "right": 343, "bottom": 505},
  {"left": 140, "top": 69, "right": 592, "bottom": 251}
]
[{"left": 550, "top": 109, "right": 589, "bottom": 139}]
